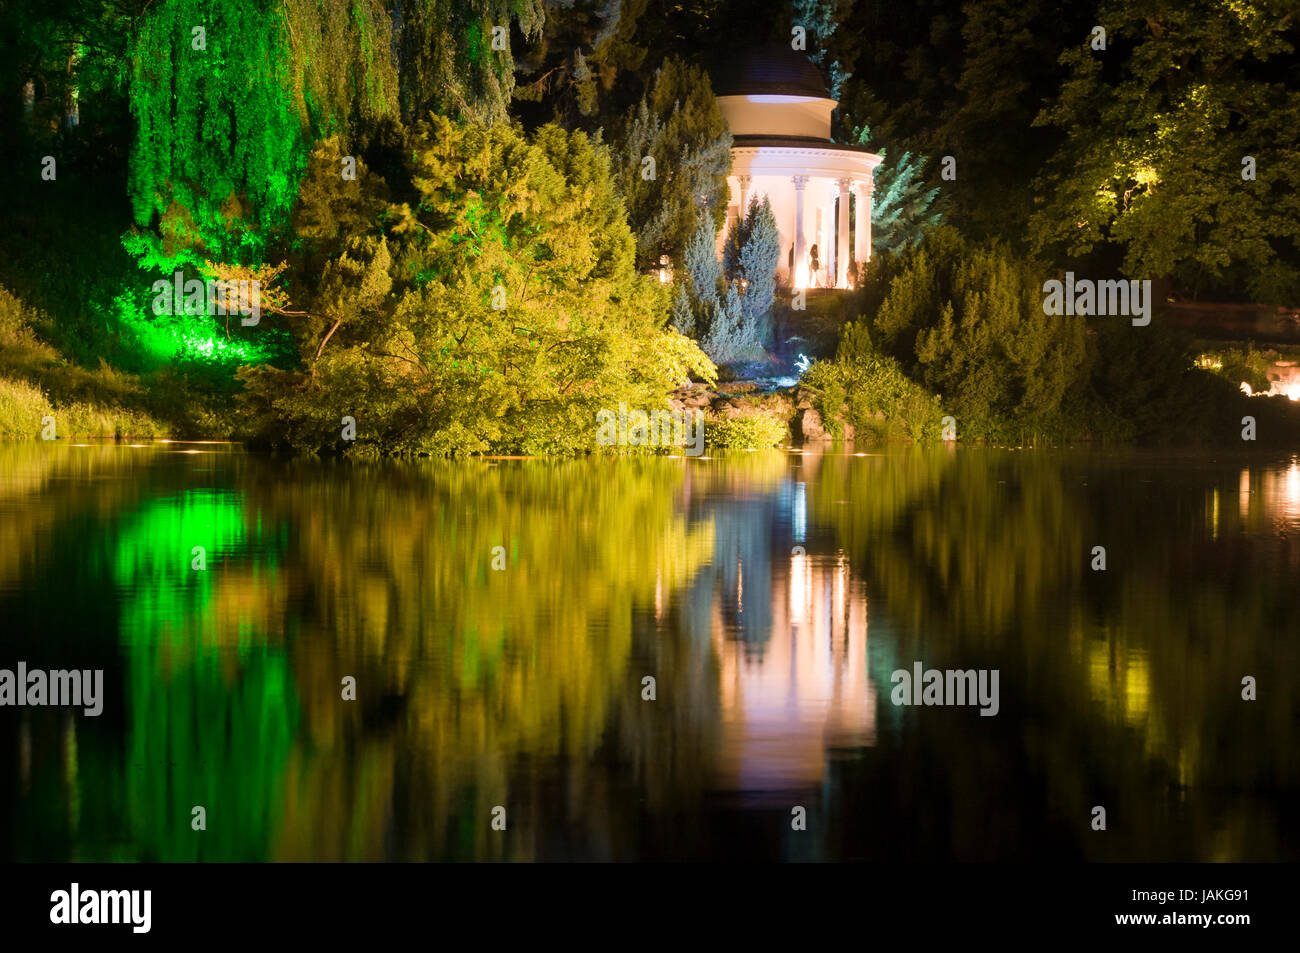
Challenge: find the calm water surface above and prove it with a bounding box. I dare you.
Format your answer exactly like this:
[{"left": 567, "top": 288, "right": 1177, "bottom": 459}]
[{"left": 1, "top": 442, "right": 1297, "bottom": 861}]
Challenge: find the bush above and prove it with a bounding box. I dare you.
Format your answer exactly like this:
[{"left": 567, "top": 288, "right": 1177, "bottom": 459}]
[
  {"left": 53, "top": 402, "right": 167, "bottom": 440},
  {"left": 1193, "top": 342, "right": 1274, "bottom": 394},
  {"left": 803, "top": 320, "right": 945, "bottom": 441},
  {"left": 860, "top": 227, "right": 1087, "bottom": 441},
  {"left": 705, "top": 408, "right": 787, "bottom": 449},
  {"left": 238, "top": 119, "right": 716, "bottom": 456}
]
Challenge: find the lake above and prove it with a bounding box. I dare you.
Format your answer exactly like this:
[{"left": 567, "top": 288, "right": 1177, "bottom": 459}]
[{"left": 1, "top": 441, "right": 1296, "bottom": 861}]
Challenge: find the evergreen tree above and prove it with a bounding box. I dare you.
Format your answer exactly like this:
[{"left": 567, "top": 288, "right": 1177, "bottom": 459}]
[
  {"left": 684, "top": 206, "right": 775, "bottom": 363},
  {"left": 853, "top": 129, "right": 945, "bottom": 255},
  {"left": 737, "top": 195, "right": 779, "bottom": 323},
  {"left": 670, "top": 280, "right": 695, "bottom": 336},
  {"left": 238, "top": 116, "right": 715, "bottom": 455},
  {"left": 721, "top": 206, "right": 752, "bottom": 282},
  {"left": 865, "top": 226, "right": 1087, "bottom": 440},
  {"left": 613, "top": 56, "right": 732, "bottom": 271},
  {"left": 682, "top": 209, "right": 724, "bottom": 307},
  {"left": 793, "top": 0, "right": 853, "bottom": 100},
  {"left": 834, "top": 0, "right": 1090, "bottom": 243},
  {"left": 513, "top": 0, "right": 650, "bottom": 129},
  {"left": 395, "top": 0, "right": 545, "bottom": 126}
]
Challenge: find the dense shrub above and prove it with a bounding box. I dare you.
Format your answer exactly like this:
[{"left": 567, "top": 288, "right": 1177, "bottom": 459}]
[
  {"left": 803, "top": 320, "right": 944, "bottom": 441},
  {"left": 682, "top": 200, "right": 778, "bottom": 366},
  {"left": 613, "top": 57, "right": 732, "bottom": 271},
  {"left": 1194, "top": 342, "right": 1276, "bottom": 394},
  {"left": 860, "top": 227, "right": 1086, "bottom": 441},
  {"left": 705, "top": 408, "right": 787, "bottom": 449},
  {"left": 0, "top": 377, "right": 53, "bottom": 438}
]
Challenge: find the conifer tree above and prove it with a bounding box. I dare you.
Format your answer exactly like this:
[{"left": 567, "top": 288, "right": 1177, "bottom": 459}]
[
  {"left": 614, "top": 56, "right": 732, "bottom": 271},
  {"left": 737, "top": 196, "right": 780, "bottom": 323}
]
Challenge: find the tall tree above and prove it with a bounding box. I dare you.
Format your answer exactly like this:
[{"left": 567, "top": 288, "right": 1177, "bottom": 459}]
[
  {"left": 613, "top": 55, "right": 732, "bottom": 271},
  {"left": 1030, "top": 0, "right": 1300, "bottom": 302},
  {"left": 395, "top": 0, "right": 545, "bottom": 126},
  {"left": 736, "top": 195, "right": 779, "bottom": 324},
  {"left": 513, "top": 0, "right": 650, "bottom": 129},
  {"left": 239, "top": 116, "right": 714, "bottom": 454},
  {"left": 863, "top": 226, "right": 1087, "bottom": 439},
  {"left": 853, "top": 131, "right": 945, "bottom": 255},
  {"left": 835, "top": 0, "right": 1089, "bottom": 243},
  {"left": 126, "top": 0, "right": 401, "bottom": 271}
]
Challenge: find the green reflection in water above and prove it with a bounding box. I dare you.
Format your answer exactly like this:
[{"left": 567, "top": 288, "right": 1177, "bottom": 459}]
[
  {"left": 113, "top": 490, "right": 297, "bottom": 861},
  {"left": 1, "top": 444, "right": 1297, "bottom": 861}
]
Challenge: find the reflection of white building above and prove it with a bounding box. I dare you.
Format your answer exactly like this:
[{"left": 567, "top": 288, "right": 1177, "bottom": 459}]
[
  {"left": 713, "top": 45, "right": 883, "bottom": 290},
  {"left": 712, "top": 551, "right": 875, "bottom": 794}
]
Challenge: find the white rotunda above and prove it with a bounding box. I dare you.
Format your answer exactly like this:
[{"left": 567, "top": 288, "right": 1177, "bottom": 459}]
[{"left": 713, "top": 45, "right": 882, "bottom": 290}]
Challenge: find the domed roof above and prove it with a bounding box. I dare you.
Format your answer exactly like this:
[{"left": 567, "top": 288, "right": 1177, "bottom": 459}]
[{"left": 712, "top": 44, "right": 830, "bottom": 100}]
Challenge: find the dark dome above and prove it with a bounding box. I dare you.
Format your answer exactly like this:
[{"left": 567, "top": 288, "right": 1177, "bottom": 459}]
[{"left": 711, "top": 44, "right": 830, "bottom": 99}]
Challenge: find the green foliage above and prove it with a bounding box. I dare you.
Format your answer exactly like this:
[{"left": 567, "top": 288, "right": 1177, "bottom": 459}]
[
  {"left": 613, "top": 56, "right": 732, "bottom": 270},
  {"left": 126, "top": 0, "right": 406, "bottom": 273},
  {"left": 835, "top": 0, "right": 1081, "bottom": 243},
  {"left": 670, "top": 282, "right": 695, "bottom": 336},
  {"left": 1030, "top": 0, "right": 1300, "bottom": 302},
  {"left": 239, "top": 116, "right": 715, "bottom": 455},
  {"left": 683, "top": 212, "right": 723, "bottom": 303},
  {"left": 513, "top": 0, "right": 649, "bottom": 126},
  {"left": 128, "top": 0, "right": 307, "bottom": 268},
  {"left": 0, "top": 285, "right": 168, "bottom": 439},
  {"left": 802, "top": 321, "right": 945, "bottom": 442},
  {"left": 705, "top": 408, "right": 787, "bottom": 448},
  {"left": 679, "top": 206, "right": 776, "bottom": 365},
  {"left": 863, "top": 227, "right": 1087, "bottom": 441},
  {"left": 1076, "top": 317, "right": 1218, "bottom": 443},
  {"left": 736, "top": 196, "right": 780, "bottom": 323},
  {"left": 396, "top": 0, "right": 544, "bottom": 126},
  {"left": 793, "top": 0, "right": 849, "bottom": 97},
  {"left": 1195, "top": 343, "right": 1275, "bottom": 394},
  {"left": 0, "top": 377, "right": 52, "bottom": 438},
  {"left": 853, "top": 129, "right": 945, "bottom": 255},
  {"left": 281, "top": 0, "right": 399, "bottom": 136},
  {"left": 698, "top": 281, "right": 751, "bottom": 363}
]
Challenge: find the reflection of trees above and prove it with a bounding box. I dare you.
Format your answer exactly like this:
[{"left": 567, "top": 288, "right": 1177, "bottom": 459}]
[
  {"left": 810, "top": 448, "right": 1077, "bottom": 641},
  {"left": 112, "top": 491, "right": 297, "bottom": 861},
  {"left": 674, "top": 452, "right": 788, "bottom": 655},
  {"left": 813, "top": 448, "right": 1299, "bottom": 860},
  {"left": 253, "top": 457, "right": 718, "bottom": 860},
  {"left": 2, "top": 450, "right": 298, "bottom": 861},
  {"left": 5, "top": 444, "right": 1297, "bottom": 861},
  {"left": 6, "top": 451, "right": 724, "bottom": 860},
  {"left": 0, "top": 444, "right": 142, "bottom": 597}
]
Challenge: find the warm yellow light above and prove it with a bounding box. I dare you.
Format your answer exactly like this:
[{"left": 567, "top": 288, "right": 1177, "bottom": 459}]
[{"left": 793, "top": 261, "right": 809, "bottom": 290}]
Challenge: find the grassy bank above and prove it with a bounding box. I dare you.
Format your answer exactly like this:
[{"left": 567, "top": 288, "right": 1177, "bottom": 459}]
[{"left": 0, "top": 286, "right": 168, "bottom": 439}]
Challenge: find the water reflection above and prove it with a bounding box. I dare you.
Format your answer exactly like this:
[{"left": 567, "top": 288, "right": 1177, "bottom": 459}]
[
  {"left": 711, "top": 550, "right": 875, "bottom": 794},
  {"left": 0, "top": 442, "right": 1297, "bottom": 861}
]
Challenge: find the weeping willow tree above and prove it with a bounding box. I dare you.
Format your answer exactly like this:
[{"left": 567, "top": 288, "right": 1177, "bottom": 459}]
[
  {"left": 395, "top": 0, "right": 545, "bottom": 126},
  {"left": 126, "top": 0, "right": 400, "bottom": 272}
]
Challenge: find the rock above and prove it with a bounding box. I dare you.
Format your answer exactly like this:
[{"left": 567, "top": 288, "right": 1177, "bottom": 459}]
[{"left": 799, "top": 408, "right": 832, "bottom": 442}]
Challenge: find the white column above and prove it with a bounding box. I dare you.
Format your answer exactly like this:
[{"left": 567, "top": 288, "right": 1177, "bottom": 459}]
[
  {"left": 836, "top": 178, "right": 852, "bottom": 288},
  {"left": 854, "top": 176, "right": 874, "bottom": 267},
  {"left": 737, "top": 174, "right": 752, "bottom": 217},
  {"left": 792, "top": 176, "right": 809, "bottom": 283}
]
